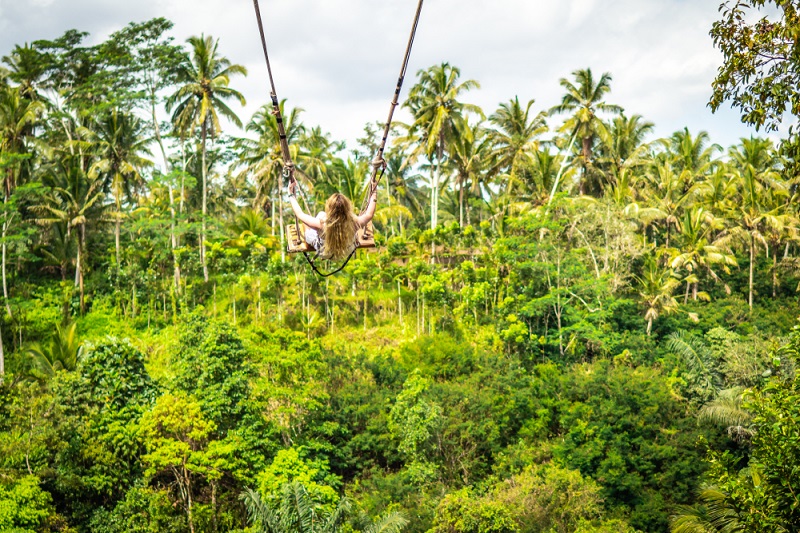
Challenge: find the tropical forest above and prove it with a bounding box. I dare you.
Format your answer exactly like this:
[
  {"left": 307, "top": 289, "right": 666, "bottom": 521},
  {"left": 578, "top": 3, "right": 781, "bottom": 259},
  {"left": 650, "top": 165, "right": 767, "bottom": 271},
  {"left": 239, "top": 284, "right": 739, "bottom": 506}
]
[{"left": 2, "top": 2, "right": 800, "bottom": 532}]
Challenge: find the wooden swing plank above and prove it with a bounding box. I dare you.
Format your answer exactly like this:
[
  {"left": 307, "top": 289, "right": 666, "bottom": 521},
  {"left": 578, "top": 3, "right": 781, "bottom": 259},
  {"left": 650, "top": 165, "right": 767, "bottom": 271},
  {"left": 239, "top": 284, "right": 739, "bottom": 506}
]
[
  {"left": 357, "top": 221, "right": 376, "bottom": 249},
  {"left": 286, "top": 223, "right": 313, "bottom": 253},
  {"left": 286, "top": 222, "right": 376, "bottom": 254}
]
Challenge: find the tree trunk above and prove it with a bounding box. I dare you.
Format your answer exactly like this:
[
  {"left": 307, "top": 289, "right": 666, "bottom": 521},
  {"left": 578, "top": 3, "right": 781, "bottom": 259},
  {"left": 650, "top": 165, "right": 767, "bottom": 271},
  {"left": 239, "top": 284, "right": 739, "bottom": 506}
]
[
  {"left": 0, "top": 320, "right": 4, "bottom": 382},
  {"left": 79, "top": 224, "right": 86, "bottom": 315},
  {"left": 184, "top": 466, "right": 195, "bottom": 533},
  {"left": 398, "top": 279, "right": 403, "bottom": 332},
  {"left": 749, "top": 233, "right": 755, "bottom": 310},
  {"left": 271, "top": 197, "right": 276, "bottom": 236},
  {"left": 151, "top": 90, "right": 182, "bottom": 296},
  {"left": 646, "top": 317, "right": 653, "bottom": 336},
  {"left": 169, "top": 184, "right": 181, "bottom": 299},
  {"left": 115, "top": 203, "right": 121, "bottom": 278},
  {"left": 2, "top": 185, "right": 11, "bottom": 318},
  {"left": 459, "top": 173, "right": 465, "bottom": 227},
  {"left": 430, "top": 165, "right": 437, "bottom": 232},
  {"left": 200, "top": 123, "right": 209, "bottom": 283},
  {"left": 278, "top": 195, "right": 285, "bottom": 263},
  {"left": 580, "top": 135, "right": 592, "bottom": 195},
  {"left": 430, "top": 164, "right": 437, "bottom": 261},
  {"left": 2, "top": 225, "right": 9, "bottom": 318},
  {"left": 211, "top": 480, "right": 218, "bottom": 533},
  {"left": 773, "top": 251, "right": 777, "bottom": 298}
]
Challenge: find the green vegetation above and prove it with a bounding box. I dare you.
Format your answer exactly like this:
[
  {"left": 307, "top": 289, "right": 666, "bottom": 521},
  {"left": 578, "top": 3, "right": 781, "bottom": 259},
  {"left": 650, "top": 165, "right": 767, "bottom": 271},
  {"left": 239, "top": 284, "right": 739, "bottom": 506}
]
[{"left": 1, "top": 6, "right": 800, "bottom": 533}]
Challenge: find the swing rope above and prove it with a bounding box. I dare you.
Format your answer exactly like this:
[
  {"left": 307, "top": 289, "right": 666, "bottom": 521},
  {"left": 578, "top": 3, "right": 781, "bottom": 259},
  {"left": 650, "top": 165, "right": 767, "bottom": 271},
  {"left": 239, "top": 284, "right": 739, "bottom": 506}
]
[
  {"left": 360, "top": 0, "right": 424, "bottom": 215},
  {"left": 251, "top": 0, "right": 293, "bottom": 179},
  {"left": 251, "top": 0, "right": 425, "bottom": 276}
]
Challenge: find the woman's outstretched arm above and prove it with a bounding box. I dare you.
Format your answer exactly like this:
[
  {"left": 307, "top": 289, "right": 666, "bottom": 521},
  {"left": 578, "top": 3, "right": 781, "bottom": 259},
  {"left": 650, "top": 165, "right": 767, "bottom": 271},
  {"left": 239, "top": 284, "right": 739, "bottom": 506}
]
[
  {"left": 356, "top": 186, "right": 378, "bottom": 227},
  {"left": 288, "top": 184, "right": 322, "bottom": 229}
]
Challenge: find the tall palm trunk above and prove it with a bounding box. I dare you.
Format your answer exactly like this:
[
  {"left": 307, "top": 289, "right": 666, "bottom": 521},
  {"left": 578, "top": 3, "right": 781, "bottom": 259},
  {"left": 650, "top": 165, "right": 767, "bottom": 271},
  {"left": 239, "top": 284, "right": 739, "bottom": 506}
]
[
  {"left": 151, "top": 87, "right": 182, "bottom": 296},
  {"left": 430, "top": 164, "right": 437, "bottom": 261},
  {"left": 0, "top": 323, "right": 4, "bottom": 382},
  {"left": 278, "top": 193, "right": 285, "bottom": 263},
  {"left": 2, "top": 194, "right": 10, "bottom": 317},
  {"left": 200, "top": 123, "right": 209, "bottom": 282},
  {"left": 772, "top": 244, "right": 778, "bottom": 298},
  {"left": 77, "top": 224, "right": 86, "bottom": 315},
  {"left": 579, "top": 135, "right": 592, "bottom": 195},
  {"left": 168, "top": 185, "right": 181, "bottom": 297},
  {"left": 114, "top": 185, "right": 121, "bottom": 278},
  {"left": 458, "top": 172, "right": 465, "bottom": 227},
  {"left": 2, "top": 171, "right": 12, "bottom": 317},
  {"left": 184, "top": 466, "right": 195, "bottom": 533},
  {"left": 749, "top": 233, "right": 755, "bottom": 310},
  {"left": 430, "top": 134, "right": 445, "bottom": 260},
  {"left": 431, "top": 167, "right": 439, "bottom": 230}
]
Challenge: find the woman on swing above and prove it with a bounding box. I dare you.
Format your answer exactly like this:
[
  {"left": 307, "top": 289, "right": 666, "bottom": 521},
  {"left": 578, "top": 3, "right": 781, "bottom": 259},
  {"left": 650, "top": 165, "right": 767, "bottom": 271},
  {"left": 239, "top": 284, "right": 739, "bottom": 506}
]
[{"left": 287, "top": 175, "right": 379, "bottom": 260}]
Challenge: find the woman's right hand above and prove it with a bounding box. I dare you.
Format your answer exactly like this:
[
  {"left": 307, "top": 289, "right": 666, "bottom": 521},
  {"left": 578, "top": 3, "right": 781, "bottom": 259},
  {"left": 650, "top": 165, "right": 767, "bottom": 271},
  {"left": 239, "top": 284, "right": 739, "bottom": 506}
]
[{"left": 288, "top": 180, "right": 296, "bottom": 196}]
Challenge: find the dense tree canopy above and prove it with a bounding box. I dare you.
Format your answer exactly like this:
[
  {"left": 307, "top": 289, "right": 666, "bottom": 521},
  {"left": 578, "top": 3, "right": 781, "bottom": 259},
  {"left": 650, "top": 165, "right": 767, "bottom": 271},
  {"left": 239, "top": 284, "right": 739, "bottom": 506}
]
[{"left": 0, "top": 9, "right": 799, "bottom": 533}]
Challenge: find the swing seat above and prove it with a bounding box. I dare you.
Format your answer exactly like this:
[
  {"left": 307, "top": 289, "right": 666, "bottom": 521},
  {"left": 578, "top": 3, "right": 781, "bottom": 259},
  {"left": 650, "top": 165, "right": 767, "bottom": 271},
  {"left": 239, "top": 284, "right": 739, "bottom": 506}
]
[
  {"left": 286, "top": 222, "right": 375, "bottom": 254},
  {"left": 286, "top": 223, "right": 313, "bottom": 253},
  {"left": 358, "top": 222, "right": 376, "bottom": 249}
]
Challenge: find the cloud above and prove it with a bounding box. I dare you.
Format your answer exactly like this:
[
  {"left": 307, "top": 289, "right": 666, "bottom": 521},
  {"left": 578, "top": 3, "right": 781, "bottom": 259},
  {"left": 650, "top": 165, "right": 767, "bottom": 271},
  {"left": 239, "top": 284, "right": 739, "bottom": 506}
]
[{"left": 0, "top": 0, "right": 770, "bottom": 151}]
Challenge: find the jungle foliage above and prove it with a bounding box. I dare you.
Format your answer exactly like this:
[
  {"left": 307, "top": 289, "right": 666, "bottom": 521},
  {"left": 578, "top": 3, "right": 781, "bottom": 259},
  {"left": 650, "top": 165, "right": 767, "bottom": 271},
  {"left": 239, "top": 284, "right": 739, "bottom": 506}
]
[{"left": 1, "top": 6, "right": 800, "bottom": 533}]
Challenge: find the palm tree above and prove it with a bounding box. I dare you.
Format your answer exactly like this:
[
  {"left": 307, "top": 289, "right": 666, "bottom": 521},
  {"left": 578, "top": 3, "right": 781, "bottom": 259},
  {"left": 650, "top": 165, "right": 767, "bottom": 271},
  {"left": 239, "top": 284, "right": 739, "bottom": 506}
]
[
  {"left": 299, "top": 126, "right": 337, "bottom": 186},
  {"left": 326, "top": 157, "right": 369, "bottom": 206},
  {"left": 698, "top": 387, "right": 753, "bottom": 440},
  {"left": 725, "top": 137, "right": 786, "bottom": 309},
  {"left": 404, "top": 62, "right": 482, "bottom": 231},
  {"left": 663, "top": 129, "right": 720, "bottom": 192},
  {"left": 450, "top": 119, "right": 490, "bottom": 225},
  {"left": 2, "top": 43, "right": 47, "bottom": 101},
  {"left": 26, "top": 321, "right": 82, "bottom": 380},
  {"left": 85, "top": 108, "right": 153, "bottom": 275},
  {"left": 223, "top": 208, "right": 275, "bottom": 262},
  {"left": 384, "top": 154, "right": 426, "bottom": 232},
  {"left": 694, "top": 165, "right": 738, "bottom": 222},
  {"left": 487, "top": 97, "right": 547, "bottom": 203},
  {"left": 38, "top": 221, "right": 75, "bottom": 284},
  {"left": 242, "top": 482, "right": 407, "bottom": 533},
  {"left": 671, "top": 486, "right": 746, "bottom": 533},
  {"left": 166, "top": 34, "right": 246, "bottom": 282},
  {"left": 237, "top": 102, "right": 306, "bottom": 215},
  {"left": 638, "top": 156, "right": 692, "bottom": 248},
  {"left": 0, "top": 85, "right": 44, "bottom": 315},
  {"left": 636, "top": 255, "right": 679, "bottom": 336},
  {"left": 242, "top": 483, "right": 350, "bottom": 533},
  {"left": 670, "top": 207, "right": 737, "bottom": 302},
  {"left": 33, "top": 156, "right": 106, "bottom": 314},
  {"left": 598, "top": 113, "right": 654, "bottom": 189},
  {"left": 551, "top": 68, "right": 622, "bottom": 195},
  {"left": 531, "top": 146, "right": 575, "bottom": 203},
  {"left": 666, "top": 331, "right": 722, "bottom": 402}
]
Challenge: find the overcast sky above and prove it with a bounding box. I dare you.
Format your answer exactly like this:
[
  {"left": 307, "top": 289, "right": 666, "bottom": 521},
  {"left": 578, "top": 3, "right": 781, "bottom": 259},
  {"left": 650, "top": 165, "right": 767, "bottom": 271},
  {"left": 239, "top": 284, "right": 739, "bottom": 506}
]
[{"left": 0, "top": 0, "right": 779, "bottom": 153}]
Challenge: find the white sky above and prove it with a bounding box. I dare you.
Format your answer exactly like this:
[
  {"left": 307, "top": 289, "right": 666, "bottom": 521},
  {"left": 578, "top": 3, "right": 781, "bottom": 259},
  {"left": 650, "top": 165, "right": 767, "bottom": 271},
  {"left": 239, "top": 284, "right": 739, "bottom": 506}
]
[{"left": 0, "top": 0, "right": 783, "bottom": 153}]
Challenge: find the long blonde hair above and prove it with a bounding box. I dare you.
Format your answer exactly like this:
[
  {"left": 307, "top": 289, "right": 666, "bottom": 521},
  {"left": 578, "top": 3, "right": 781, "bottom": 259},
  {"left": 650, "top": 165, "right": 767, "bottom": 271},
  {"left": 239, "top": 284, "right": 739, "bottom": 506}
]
[{"left": 321, "top": 193, "right": 358, "bottom": 260}]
